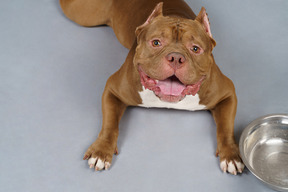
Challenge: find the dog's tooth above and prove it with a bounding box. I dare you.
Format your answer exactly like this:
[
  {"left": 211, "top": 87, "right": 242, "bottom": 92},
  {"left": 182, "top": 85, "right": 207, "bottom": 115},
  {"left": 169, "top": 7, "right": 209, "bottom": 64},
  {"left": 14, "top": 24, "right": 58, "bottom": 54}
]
[{"left": 143, "top": 74, "right": 149, "bottom": 81}]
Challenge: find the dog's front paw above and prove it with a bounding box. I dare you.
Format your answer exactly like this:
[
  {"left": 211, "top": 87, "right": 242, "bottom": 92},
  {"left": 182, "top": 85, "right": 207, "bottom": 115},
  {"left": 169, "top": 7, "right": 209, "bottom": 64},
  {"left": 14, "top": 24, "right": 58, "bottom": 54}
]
[
  {"left": 216, "top": 144, "right": 245, "bottom": 175},
  {"left": 83, "top": 138, "right": 118, "bottom": 171}
]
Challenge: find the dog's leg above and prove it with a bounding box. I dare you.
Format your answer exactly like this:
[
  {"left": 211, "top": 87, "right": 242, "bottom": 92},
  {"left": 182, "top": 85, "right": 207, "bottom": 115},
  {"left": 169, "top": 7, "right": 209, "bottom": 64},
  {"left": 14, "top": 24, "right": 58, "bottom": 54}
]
[
  {"left": 211, "top": 95, "right": 245, "bottom": 175},
  {"left": 59, "top": 0, "right": 113, "bottom": 27},
  {"left": 83, "top": 86, "right": 127, "bottom": 171}
]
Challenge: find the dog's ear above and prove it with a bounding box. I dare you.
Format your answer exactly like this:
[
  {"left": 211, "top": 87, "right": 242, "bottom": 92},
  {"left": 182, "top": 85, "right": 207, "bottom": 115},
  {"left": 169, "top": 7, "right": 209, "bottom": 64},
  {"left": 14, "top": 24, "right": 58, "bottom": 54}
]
[
  {"left": 135, "top": 2, "right": 163, "bottom": 37},
  {"left": 196, "top": 7, "right": 216, "bottom": 47}
]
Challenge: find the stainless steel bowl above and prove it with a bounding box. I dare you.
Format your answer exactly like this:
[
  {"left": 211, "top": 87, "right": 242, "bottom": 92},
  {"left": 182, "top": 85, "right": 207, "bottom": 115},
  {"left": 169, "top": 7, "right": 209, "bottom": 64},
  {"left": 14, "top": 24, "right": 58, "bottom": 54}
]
[{"left": 240, "top": 114, "right": 288, "bottom": 192}]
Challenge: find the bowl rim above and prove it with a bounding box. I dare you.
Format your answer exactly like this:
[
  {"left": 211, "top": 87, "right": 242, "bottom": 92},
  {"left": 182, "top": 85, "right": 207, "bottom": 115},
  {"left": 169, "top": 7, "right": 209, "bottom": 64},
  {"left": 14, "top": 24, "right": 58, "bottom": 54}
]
[{"left": 239, "top": 113, "right": 288, "bottom": 192}]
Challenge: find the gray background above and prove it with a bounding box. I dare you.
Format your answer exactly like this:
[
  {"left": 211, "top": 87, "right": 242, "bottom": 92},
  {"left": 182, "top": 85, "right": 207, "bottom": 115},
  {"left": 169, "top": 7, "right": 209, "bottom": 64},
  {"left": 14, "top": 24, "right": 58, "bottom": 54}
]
[{"left": 0, "top": 0, "right": 287, "bottom": 191}]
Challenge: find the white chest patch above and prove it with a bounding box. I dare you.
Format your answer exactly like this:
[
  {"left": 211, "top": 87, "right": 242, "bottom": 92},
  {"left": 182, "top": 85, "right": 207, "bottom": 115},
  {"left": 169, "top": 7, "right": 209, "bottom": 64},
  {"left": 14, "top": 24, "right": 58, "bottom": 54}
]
[{"left": 138, "top": 88, "right": 206, "bottom": 111}]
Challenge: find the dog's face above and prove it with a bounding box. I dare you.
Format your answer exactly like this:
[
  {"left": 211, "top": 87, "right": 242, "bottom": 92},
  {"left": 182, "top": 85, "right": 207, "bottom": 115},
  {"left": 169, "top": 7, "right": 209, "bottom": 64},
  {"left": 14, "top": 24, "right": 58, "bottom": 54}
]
[{"left": 134, "top": 3, "right": 216, "bottom": 102}]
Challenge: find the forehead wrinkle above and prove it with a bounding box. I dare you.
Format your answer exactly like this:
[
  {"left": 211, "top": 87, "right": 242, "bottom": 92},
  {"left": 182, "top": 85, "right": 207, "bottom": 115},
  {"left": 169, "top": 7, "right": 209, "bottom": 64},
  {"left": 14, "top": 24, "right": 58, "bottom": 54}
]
[
  {"left": 181, "top": 28, "right": 208, "bottom": 50},
  {"left": 176, "top": 20, "right": 180, "bottom": 42},
  {"left": 146, "top": 17, "right": 176, "bottom": 39},
  {"left": 171, "top": 19, "right": 183, "bottom": 43},
  {"left": 147, "top": 28, "right": 169, "bottom": 40}
]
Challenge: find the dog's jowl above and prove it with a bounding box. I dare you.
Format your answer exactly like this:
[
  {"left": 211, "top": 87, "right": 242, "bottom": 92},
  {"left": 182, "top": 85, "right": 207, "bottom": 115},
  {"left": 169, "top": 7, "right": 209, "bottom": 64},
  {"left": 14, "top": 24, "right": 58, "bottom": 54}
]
[{"left": 60, "top": 0, "right": 244, "bottom": 175}]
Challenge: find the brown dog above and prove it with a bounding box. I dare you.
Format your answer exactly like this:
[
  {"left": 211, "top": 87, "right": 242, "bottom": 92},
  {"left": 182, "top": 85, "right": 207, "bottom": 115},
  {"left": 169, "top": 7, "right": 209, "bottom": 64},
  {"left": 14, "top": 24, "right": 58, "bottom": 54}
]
[{"left": 60, "top": 0, "right": 244, "bottom": 175}]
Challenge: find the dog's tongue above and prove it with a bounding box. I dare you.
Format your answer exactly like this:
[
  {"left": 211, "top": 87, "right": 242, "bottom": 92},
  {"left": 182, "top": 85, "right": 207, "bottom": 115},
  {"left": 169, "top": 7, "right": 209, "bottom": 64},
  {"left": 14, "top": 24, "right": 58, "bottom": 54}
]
[{"left": 157, "top": 76, "right": 186, "bottom": 96}]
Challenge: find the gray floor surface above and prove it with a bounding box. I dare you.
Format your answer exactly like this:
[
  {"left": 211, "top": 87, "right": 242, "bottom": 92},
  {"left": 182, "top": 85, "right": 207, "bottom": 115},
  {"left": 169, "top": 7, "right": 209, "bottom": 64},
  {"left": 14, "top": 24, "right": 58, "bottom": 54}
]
[{"left": 1, "top": 0, "right": 288, "bottom": 192}]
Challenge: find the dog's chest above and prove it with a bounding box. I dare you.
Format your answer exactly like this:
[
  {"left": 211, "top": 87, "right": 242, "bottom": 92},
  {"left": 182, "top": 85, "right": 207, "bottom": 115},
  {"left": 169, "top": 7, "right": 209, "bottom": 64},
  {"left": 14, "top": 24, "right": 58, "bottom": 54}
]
[{"left": 138, "top": 88, "right": 206, "bottom": 111}]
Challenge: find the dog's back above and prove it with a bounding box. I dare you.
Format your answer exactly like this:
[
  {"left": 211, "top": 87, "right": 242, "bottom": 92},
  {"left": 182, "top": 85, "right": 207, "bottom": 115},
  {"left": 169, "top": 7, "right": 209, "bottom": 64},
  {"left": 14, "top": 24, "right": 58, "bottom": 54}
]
[{"left": 60, "top": 0, "right": 195, "bottom": 49}]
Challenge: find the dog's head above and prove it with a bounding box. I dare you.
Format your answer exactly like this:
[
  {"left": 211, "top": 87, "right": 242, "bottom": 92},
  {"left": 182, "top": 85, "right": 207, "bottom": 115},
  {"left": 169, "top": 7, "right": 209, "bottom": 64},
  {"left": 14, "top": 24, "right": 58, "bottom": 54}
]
[{"left": 134, "top": 3, "right": 216, "bottom": 102}]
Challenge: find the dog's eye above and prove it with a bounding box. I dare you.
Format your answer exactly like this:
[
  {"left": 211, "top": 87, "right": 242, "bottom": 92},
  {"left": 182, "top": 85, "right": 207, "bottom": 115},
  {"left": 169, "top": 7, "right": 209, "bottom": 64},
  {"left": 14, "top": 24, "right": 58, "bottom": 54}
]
[
  {"left": 152, "top": 40, "right": 161, "bottom": 47},
  {"left": 191, "top": 46, "right": 201, "bottom": 54}
]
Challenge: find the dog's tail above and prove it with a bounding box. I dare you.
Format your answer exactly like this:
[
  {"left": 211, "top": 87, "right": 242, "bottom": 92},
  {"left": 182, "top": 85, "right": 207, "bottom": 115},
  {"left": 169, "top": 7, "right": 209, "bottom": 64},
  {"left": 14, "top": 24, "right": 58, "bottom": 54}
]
[{"left": 59, "top": 0, "right": 113, "bottom": 27}]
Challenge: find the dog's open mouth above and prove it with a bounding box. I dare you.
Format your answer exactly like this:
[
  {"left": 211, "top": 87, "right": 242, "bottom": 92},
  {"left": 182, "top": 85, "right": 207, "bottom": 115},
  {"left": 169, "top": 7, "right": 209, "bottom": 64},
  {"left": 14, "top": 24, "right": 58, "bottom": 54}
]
[{"left": 139, "top": 68, "right": 205, "bottom": 102}]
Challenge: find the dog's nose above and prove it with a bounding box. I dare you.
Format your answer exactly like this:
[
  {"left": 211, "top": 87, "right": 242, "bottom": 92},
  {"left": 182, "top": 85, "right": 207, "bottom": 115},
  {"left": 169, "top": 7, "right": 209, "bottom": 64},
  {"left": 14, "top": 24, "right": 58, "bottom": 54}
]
[{"left": 166, "top": 52, "right": 186, "bottom": 68}]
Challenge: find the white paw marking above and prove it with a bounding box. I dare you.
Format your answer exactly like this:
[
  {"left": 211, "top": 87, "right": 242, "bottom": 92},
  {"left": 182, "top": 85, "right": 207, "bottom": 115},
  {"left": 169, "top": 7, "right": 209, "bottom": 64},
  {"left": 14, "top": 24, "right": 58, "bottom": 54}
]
[
  {"left": 228, "top": 161, "right": 237, "bottom": 175},
  {"left": 104, "top": 162, "right": 111, "bottom": 170},
  {"left": 220, "top": 160, "right": 244, "bottom": 175},
  {"left": 88, "top": 157, "right": 110, "bottom": 171},
  {"left": 95, "top": 159, "right": 105, "bottom": 171},
  {"left": 220, "top": 160, "right": 227, "bottom": 172},
  {"left": 235, "top": 161, "right": 245, "bottom": 173},
  {"left": 88, "top": 157, "right": 97, "bottom": 168}
]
